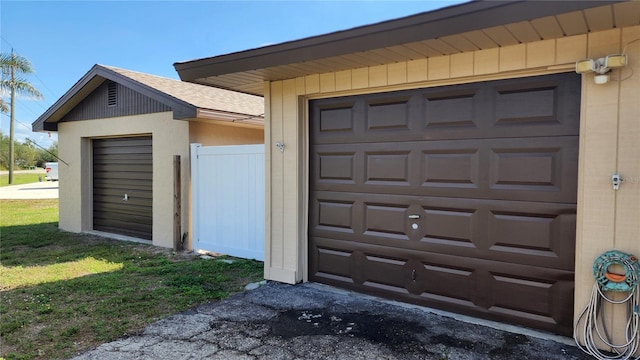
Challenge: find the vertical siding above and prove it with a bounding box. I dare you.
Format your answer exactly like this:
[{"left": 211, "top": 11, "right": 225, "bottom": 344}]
[
  {"left": 265, "top": 80, "right": 290, "bottom": 281},
  {"left": 282, "top": 79, "right": 300, "bottom": 274},
  {"left": 614, "top": 26, "right": 640, "bottom": 338},
  {"left": 617, "top": 26, "right": 640, "bottom": 255},
  {"left": 62, "top": 81, "right": 171, "bottom": 122},
  {"left": 575, "top": 28, "right": 621, "bottom": 337}
]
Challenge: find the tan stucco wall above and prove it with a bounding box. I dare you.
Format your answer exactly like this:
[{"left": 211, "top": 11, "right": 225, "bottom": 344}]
[
  {"left": 58, "top": 111, "right": 189, "bottom": 248},
  {"left": 188, "top": 121, "right": 264, "bottom": 146},
  {"left": 264, "top": 25, "right": 640, "bottom": 338}
]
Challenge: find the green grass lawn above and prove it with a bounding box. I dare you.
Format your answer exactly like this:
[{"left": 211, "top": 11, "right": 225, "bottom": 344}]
[
  {"left": 0, "top": 199, "right": 264, "bottom": 360},
  {"left": 0, "top": 173, "right": 44, "bottom": 187}
]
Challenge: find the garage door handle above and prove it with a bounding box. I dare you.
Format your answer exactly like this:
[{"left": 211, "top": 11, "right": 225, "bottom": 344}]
[
  {"left": 408, "top": 214, "right": 420, "bottom": 219},
  {"left": 123, "top": 194, "right": 129, "bottom": 201}
]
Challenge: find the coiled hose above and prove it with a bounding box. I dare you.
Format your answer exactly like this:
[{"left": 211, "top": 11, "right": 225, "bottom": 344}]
[{"left": 574, "top": 251, "right": 640, "bottom": 360}]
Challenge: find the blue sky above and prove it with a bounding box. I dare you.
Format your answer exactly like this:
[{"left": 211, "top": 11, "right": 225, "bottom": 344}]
[{"left": 1, "top": 0, "right": 465, "bottom": 148}]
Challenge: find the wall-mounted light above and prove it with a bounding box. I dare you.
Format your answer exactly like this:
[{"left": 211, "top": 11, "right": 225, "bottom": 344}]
[{"left": 575, "top": 54, "right": 628, "bottom": 84}]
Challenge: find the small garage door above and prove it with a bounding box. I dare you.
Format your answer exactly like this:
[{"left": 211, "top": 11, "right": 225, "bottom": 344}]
[
  {"left": 309, "top": 73, "right": 580, "bottom": 335},
  {"left": 93, "top": 136, "right": 152, "bottom": 240}
]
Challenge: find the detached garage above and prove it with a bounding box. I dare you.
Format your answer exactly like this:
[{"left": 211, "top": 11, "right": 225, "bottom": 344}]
[
  {"left": 175, "top": 0, "right": 640, "bottom": 339},
  {"left": 33, "top": 64, "right": 264, "bottom": 249}
]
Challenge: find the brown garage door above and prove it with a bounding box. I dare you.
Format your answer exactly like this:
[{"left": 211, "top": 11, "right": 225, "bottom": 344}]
[
  {"left": 93, "top": 136, "right": 152, "bottom": 240},
  {"left": 309, "top": 73, "right": 580, "bottom": 336}
]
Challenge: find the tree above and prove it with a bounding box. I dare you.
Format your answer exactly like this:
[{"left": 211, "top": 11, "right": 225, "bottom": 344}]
[
  {"left": 0, "top": 51, "right": 43, "bottom": 184},
  {"left": 34, "top": 141, "right": 58, "bottom": 168}
]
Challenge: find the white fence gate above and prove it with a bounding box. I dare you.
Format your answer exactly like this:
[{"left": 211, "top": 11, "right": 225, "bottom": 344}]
[{"left": 191, "top": 143, "right": 265, "bottom": 260}]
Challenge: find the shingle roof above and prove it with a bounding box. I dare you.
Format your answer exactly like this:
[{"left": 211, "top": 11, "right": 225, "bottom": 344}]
[
  {"left": 104, "top": 65, "right": 263, "bottom": 116},
  {"left": 33, "top": 64, "right": 264, "bottom": 132}
]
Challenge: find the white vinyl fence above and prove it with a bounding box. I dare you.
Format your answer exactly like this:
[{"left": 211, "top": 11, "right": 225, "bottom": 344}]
[{"left": 190, "top": 143, "right": 264, "bottom": 260}]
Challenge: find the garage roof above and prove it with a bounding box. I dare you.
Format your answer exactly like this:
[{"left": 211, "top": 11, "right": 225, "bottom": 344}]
[
  {"left": 33, "top": 64, "right": 264, "bottom": 132},
  {"left": 174, "top": 0, "right": 638, "bottom": 96}
]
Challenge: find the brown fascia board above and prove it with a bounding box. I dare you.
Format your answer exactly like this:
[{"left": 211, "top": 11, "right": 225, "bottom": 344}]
[
  {"left": 174, "top": 0, "right": 623, "bottom": 81},
  {"left": 32, "top": 65, "right": 198, "bottom": 132}
]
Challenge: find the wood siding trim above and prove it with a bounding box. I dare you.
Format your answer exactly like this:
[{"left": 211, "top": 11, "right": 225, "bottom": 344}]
[{"left": 284, "top": 34, "right": 593, "bottom": 98}]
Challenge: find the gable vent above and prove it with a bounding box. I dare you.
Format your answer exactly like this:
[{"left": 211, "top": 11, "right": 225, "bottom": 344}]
[{"left": 107, "top": 81, "right": 117, "bottom": 107}]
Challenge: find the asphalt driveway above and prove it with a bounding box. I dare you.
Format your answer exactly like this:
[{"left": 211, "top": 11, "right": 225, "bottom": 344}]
[{"left": 70, "top": 282, "right": 590, "bottom": 359}]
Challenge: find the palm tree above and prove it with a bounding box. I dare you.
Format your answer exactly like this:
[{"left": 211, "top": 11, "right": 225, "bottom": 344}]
[{"left": 0, "top": 51, "right": 43, "bottom": 184}]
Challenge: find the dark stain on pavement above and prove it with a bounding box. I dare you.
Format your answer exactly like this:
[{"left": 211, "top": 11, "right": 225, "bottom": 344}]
[
  {"left": 270, "top": 310, "right": 428, "bottom": 353},
  {"left": 430, "top": 333, "right": 476, "bottom": 350}
]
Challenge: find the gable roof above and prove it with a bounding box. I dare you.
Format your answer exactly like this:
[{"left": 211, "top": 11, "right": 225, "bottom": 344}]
[
  {"left": 174, "top": 0, "right": 637, "bottom": 96},
  {"left": 33, "top": 64, "right": 264, "bottom": 132}
]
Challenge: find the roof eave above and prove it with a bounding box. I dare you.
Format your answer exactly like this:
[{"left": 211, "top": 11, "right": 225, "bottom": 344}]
[
  {"left": 196, "top": 108, "right": 264, "bottom": 127},
  {"left": 174, "top": 0, "right": 622, "bottom": 81}
]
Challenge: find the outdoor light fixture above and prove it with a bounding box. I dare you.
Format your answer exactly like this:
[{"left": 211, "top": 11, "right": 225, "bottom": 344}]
[{"left": 575, "top": 54, "right": 628, "bottom": 84}]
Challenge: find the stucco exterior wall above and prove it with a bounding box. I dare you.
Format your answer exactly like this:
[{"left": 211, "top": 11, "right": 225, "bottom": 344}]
[
  {"left": 57, "top": 111, "right": 189, "bottom": 248},
  {"left": 188, "top": 121, "right": 264, "bottom": 146},
  {"left": 264, "top": 25, "right": 640, "bottom": 337}
]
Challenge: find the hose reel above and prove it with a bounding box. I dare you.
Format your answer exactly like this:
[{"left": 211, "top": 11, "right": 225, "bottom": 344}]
[
  {"left": 593, "top": 251, "right": 639, "bottom": 293},
  {"left": 575, "top": 250, "right": 640, "bottom": 360}
]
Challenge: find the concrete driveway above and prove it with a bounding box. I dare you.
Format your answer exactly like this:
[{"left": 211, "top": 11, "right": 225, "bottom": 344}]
[
  {"left": 0, "top": 180, "right": 58, "bottom": 199},
  {"left": 70, "top": 282, "right": 590, "bottom": 360}
]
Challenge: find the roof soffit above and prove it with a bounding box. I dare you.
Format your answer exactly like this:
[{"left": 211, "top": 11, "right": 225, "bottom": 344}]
[{"left": 175, "top": 0, "right": 636, "bottom": 96}]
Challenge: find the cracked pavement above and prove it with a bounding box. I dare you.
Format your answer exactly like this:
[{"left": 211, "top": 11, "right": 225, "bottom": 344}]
[{"left": 70, "top": 282, "right": 591, "bottom": 359}]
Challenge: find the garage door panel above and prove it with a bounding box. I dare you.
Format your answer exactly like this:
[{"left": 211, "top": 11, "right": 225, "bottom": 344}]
[
  {"left": 313, "top": 136, "right": 578, "bottom": 203},
  {"left": 317, "top": 199, "right": 356, "bottom": 234},
  {"left": 312, "top": 73, "right": 580, "bottom": 145},
  {"left": 94, "top": 202, "right": 153, "bottom": 218},
  {"left": 93, "top": 178, "right": 153, "bottom": 191},
  {"left": 93, "top": 170, "right": 153, "bottom": 181},
  {"left": 365, "top": 96, "right": 413, "bottom": 131},
  {"left": 310, "top": 237, "right": 573, "bottom": 334},
  {"left": 422, "top": 149, "right": 480, "bottom": 189},
  {"left": 317, "top": 152, "right": 357, "bottom": 184},
  {"left": 93, "top": 212, "right": 152, "bottom": 227},
  {"left": 424, "top": 88, "right": 479, "bottom": 129},
  {"left": 94, "top": 189, "right": 152, "bottom": 202},
  {"left": 363, "top": 203, "right": 411, "bottom": 241},
  {"left": 93, "top": 163, "right": 153, "bottom": 174},
  {"left": 91, "top": 224, "right": 152, "bottom": 240},
  {"left": 488, "top": 138, "right": 579, "bottom": 201},
  {"left": 365, "top": 151, "right": 412, "bottom": 186},
  {"left": 93, "top": 137, "right": 153, "bottom": 149},
  {"left": 311, "top": 191, "right": 575, "bottom": 270},
  {"left": 94, "top": 145, "right": 152, "bottom": 155}
]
